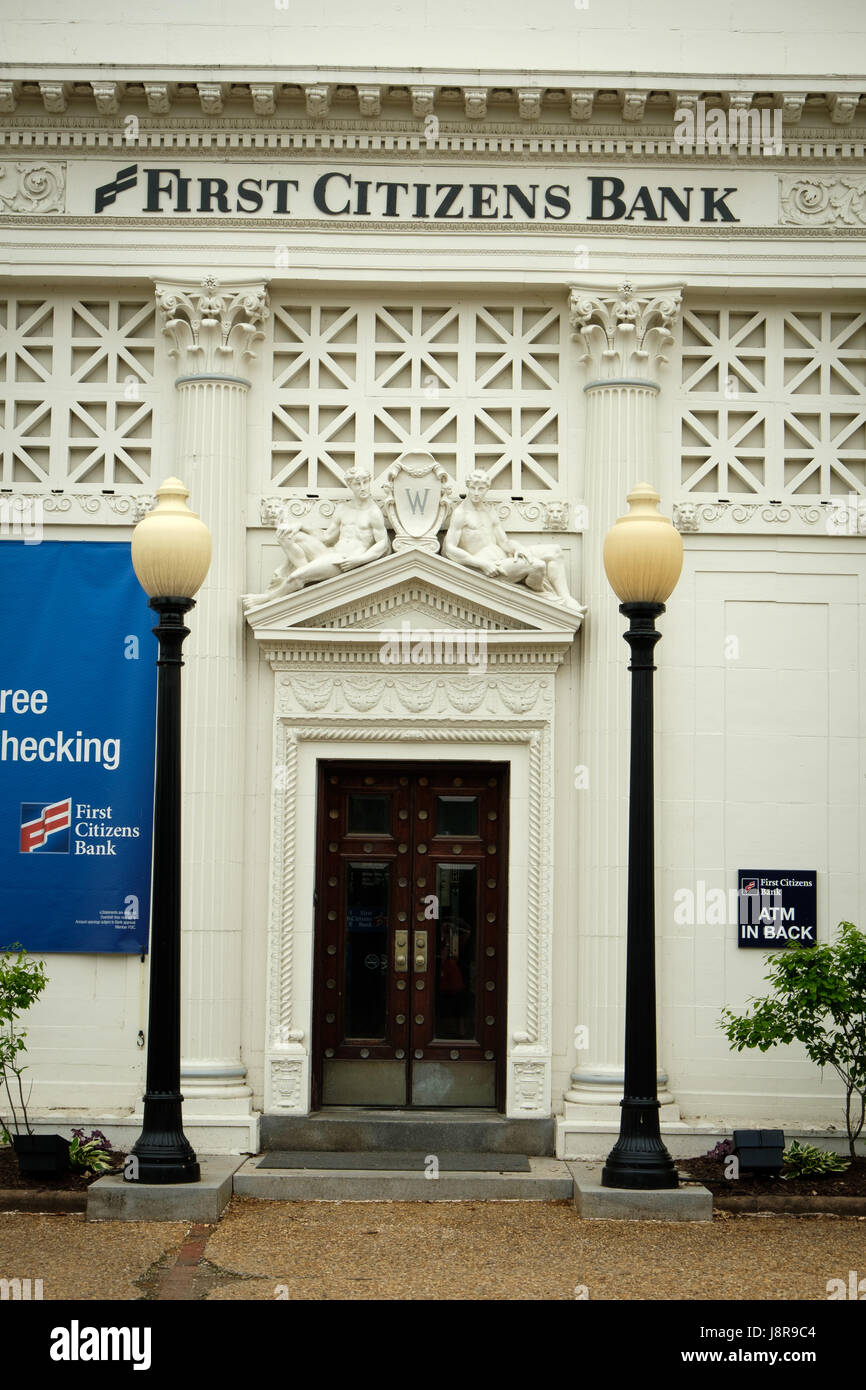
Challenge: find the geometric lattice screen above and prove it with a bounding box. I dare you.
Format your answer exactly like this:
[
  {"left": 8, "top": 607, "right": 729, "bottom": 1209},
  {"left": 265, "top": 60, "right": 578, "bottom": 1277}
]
[
  {"left": 0, "top": 294, "right": 156, "bottom": 489},
  {"left": 267, "top": 298, "right": 565, "bottom": 494},
  {"left": 679, "top": 305, "right": 866, "bottom": 497}
]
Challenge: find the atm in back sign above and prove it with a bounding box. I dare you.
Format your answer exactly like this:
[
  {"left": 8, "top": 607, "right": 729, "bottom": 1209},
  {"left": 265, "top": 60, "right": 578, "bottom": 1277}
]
[{"left": 737, "top": 871, "right": 817, "bottom": 948}]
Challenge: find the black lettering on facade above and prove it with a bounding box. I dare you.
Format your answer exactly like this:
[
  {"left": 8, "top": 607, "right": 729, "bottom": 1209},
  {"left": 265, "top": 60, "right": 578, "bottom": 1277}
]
[
  {"left": 588, "top": 176, "right": 626, "bottom": 220},
  {"left": 625, "top": 186, "right": 661, "bottom": 221},
  {"left": 434, "top": 184, "right": 464, "bottom": 217},
  {"left": 314, "top": 172, "right": 352, "bottom": 215},
  {"left": 658, "top": 186, "right": 693, "bottom": 220},
  {"left": 144, "top": 168, "right": 190, "bottom": 213},
  {"left": 470, "top": 184, "right": 499, "bottom": 218},
  {"left": 236, "top": 178, "right": 264, "bottom": 213},
  {"left": 701, "top": 186, "right": 739, "bottom": 222},
  {"left": 543, "top": 184, "right": 571, "bottom": 219},
  {"left": 413, "top": 183, "right": 429, "bottom": 218},
  {"left": 354, "top": 180, "right": 371, "bottom": 215},
  {"left": 375, "top": 182, "right": 409, "bottom": 216},
  {"left": 503, "top": 184, "right": 538, "bottom": 219},
  {"left": 198, "top": 178, "right": 230, "bottom": 213},
  {"left": 265, "top": 179, "right": 299, "bottom": 214}
]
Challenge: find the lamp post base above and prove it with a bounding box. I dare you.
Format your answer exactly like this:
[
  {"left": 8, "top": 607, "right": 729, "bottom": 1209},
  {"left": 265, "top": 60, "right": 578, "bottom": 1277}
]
[
  {"left": 127, "top": 1091, "right": 200, "bottom": 1185},
  {"left": 601, "top": 1098, "right": 679, "bottom": 1189}
]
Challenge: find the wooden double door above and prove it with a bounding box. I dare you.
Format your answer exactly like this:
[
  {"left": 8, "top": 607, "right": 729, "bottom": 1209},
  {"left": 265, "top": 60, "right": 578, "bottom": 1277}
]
[{"left": 312, "top": 762, "right": 508, "bottom": 1108}]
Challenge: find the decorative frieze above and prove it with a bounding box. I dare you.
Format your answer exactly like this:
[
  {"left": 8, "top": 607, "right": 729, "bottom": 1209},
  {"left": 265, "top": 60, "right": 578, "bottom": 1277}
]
[
  {"left": 672, "top": 499, "right": 864, "bottom": 535},
  {"left": 779, "top": 176, "right": 866, "bottom": 226},
  {"left": 0, "top": 162, "right": 65, "bottom": 213}
]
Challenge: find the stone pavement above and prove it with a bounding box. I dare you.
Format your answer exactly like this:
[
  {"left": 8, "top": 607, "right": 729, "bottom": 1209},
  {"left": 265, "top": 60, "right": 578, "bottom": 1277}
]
[{"left": 1, "top": 1198, "right": 864, "bottom": 1301}]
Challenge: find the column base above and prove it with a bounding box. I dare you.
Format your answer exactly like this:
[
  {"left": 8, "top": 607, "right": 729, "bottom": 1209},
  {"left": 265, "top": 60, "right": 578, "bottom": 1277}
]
[{"left": 180, "top": 1061, "right": 254, "bottom": 1116}]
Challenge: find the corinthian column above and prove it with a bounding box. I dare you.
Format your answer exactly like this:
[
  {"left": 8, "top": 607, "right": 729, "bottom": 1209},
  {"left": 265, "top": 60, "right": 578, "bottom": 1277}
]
[
  {"left": 559, "top": 282, "right": 683, "bottom": 1150},
  {"left": 154, "top": 276, "right": 269, "bottom": 1146}
]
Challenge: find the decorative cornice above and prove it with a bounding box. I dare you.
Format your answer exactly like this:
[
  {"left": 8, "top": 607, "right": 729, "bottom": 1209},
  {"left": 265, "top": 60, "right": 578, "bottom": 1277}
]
[
  {"left": 155, "top": 275, "right": 269, "bottom": 377},
  {"left": 569, "top": 280, "right": 683, "bottom": 381},
  {"left": 2, "top": 72, "right": 863, "bottom": 129}
]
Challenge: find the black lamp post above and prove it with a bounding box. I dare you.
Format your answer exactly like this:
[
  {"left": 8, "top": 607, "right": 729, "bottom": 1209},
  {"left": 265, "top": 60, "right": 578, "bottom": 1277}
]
[
  {"left": 126, "top": 478, "right": 212, "bottom": 1184},
  {"left": 601, "top": 482, "right": 683, "bottom": 1190}
]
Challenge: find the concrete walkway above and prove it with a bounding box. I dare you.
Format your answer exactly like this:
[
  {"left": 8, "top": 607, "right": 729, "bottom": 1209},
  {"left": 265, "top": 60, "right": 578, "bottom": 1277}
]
[{"left": 1, "top": 1198, "right": 864, "bottom": 1301}]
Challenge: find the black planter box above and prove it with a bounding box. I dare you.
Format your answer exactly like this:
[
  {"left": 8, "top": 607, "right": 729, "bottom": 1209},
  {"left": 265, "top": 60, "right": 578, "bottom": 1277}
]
[
  {"left": 12, "top": 1133, "right": 71, "bottom": 1176},
  {"left": 732, "top": 1128, "right": 785, "bottom": 1174}
]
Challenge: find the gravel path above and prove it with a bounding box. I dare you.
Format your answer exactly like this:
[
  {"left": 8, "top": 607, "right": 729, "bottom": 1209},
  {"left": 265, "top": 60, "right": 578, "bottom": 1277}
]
[{"left": 1, "top": 1200, "right": 864, "bottom": 1301}]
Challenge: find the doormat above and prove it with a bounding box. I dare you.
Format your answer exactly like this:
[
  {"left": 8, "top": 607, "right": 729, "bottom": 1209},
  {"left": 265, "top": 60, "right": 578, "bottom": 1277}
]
[{"left": 257, "top": 1151, "right": 531, "bottom": 1172}]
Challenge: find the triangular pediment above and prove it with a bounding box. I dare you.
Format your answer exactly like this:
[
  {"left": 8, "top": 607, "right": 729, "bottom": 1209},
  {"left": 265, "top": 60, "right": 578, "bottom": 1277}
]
[{"left": 245, "top": 547, "right": 584, "bottom": 642}]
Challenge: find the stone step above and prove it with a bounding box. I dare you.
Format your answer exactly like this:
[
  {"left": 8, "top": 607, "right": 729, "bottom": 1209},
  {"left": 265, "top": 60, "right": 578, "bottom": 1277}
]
[
  {"left": 233, "top": 1155, "right": 573, "bottom": 1202},
  {"left": 260, "top": 1108, "right": 555, "bottom": 1155}
]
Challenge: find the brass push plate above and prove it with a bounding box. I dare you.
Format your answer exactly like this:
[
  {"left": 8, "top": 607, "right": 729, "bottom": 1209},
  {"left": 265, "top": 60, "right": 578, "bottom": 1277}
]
[
  {"left": 413, "top": 930, "right": 428, "bottom": 971},
  {"left": 394, "top": 930, "right": 409, "bottom": 972}
]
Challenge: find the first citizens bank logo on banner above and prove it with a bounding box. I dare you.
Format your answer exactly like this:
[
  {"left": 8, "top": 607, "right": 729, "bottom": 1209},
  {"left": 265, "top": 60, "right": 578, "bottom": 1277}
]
[{"left": 0, "top": 542, "right": 156, "bottom": 953}]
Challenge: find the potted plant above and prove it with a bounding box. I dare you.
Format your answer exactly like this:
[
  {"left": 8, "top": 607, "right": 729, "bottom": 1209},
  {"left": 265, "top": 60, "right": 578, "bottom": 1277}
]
[{"left": 0, "top": 944, "right": 69, "bottom": 1176}]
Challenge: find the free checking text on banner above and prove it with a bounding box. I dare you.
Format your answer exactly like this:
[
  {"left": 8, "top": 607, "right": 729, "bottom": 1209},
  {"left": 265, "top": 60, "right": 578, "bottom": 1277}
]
[{"left": 0, "top": 541, "right": 156, "bottom": 953}]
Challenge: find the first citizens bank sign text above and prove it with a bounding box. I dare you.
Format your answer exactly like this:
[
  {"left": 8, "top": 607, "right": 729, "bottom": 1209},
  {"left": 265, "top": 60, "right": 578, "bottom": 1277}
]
[
  {"left": 0, "top": 543, "right": 156, "bottom": 953},
  {"left": 87, "top": 160, "right": 751, "bottom": 223}
]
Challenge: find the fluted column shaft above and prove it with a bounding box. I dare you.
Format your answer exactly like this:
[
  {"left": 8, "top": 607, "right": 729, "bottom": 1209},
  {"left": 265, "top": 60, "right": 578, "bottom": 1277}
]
[
  {"left": 564, "top": 283, "right": 682, "bottom": 1120},
  {"left": 155, "top": 277, "right": 269, "bottom": 1116}
]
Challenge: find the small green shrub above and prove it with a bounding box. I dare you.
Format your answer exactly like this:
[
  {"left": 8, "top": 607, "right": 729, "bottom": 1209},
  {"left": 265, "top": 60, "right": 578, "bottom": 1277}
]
[
  {"left": 781, "top": 1140, "right": 850, "bottom": 1179},
  {"left": 68, "top": 1129, "right": 114, "bottom": 1175}
]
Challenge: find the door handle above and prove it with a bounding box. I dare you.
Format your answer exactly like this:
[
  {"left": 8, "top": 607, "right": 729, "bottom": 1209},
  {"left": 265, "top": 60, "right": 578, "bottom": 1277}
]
[
  {"left": 394, "top": 930, "right": 408, "bottom": 972},
  {"left": 413, "top": 930, "right": 428, "bottom": 972}
]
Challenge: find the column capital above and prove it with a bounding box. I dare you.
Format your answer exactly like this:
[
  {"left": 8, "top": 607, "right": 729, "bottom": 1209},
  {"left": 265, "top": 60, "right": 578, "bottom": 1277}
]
[
  {"left": 155, "top": 276, "right": 270, "bottom": 380},
  {"left": 568, "top": 281, "right": 683, "bottom": 383}
]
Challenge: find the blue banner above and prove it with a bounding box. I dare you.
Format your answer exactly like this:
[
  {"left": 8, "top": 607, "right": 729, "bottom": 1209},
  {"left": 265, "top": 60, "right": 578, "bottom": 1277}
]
[{"left": 0, "top": 541, "right": 156, "bottom": 953}]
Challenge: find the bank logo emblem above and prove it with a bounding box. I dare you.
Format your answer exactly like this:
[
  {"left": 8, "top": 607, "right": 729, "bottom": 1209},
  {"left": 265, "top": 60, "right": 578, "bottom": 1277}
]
[
  {"left": 20, "top": 798, "right": 72, "bottom": 854},
  {"left": 94, "top": 164, "right": 138, "bottom": 213}
]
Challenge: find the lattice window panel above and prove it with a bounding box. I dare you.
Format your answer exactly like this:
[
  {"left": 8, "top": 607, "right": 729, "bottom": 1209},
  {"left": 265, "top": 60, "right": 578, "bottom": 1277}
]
[
  {"left": 0, "top": 293, "right": 158, "bottom": 490},
  {"left": 678, "top": 304, "right": 866, "bottom": 498},
  {"left": 266, "top": 297, "right": 564, "bottom": 494}
]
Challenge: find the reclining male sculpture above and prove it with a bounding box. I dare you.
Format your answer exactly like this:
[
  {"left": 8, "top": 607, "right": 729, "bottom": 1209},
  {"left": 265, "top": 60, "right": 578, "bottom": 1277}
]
[{"left": 242, "top": 466, "right": 389, "bottom": 611}]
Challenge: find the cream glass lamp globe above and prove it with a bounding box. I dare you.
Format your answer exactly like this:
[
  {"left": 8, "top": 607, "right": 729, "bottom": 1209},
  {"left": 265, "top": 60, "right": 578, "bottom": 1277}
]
[
  {"left": 603, "top": 482, "right": 683, "bottom": 603},
  {"left": 131, "top": 478, "right": 212, "bottom": 599}
]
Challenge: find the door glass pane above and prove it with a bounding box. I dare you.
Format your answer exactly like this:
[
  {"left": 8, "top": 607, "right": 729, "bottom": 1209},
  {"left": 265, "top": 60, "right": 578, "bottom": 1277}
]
[
  {"left": 435, "top": 795, "right": 478, "bottom": 836},
  {"left": 345, "top": 862, "right": 389, "bottom": 1038},
  {"left": 348, "top": 794, "right": 390, "bottom": 834},
  {"left": 434, "top": 863, "right": 478, "bottom": 1040}
]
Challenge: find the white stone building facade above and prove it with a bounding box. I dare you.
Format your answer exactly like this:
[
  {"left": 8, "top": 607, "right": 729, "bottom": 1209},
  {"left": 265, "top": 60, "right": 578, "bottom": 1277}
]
[{"left": 1, "top": 1, "right": 864, "bottom": 1156}]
